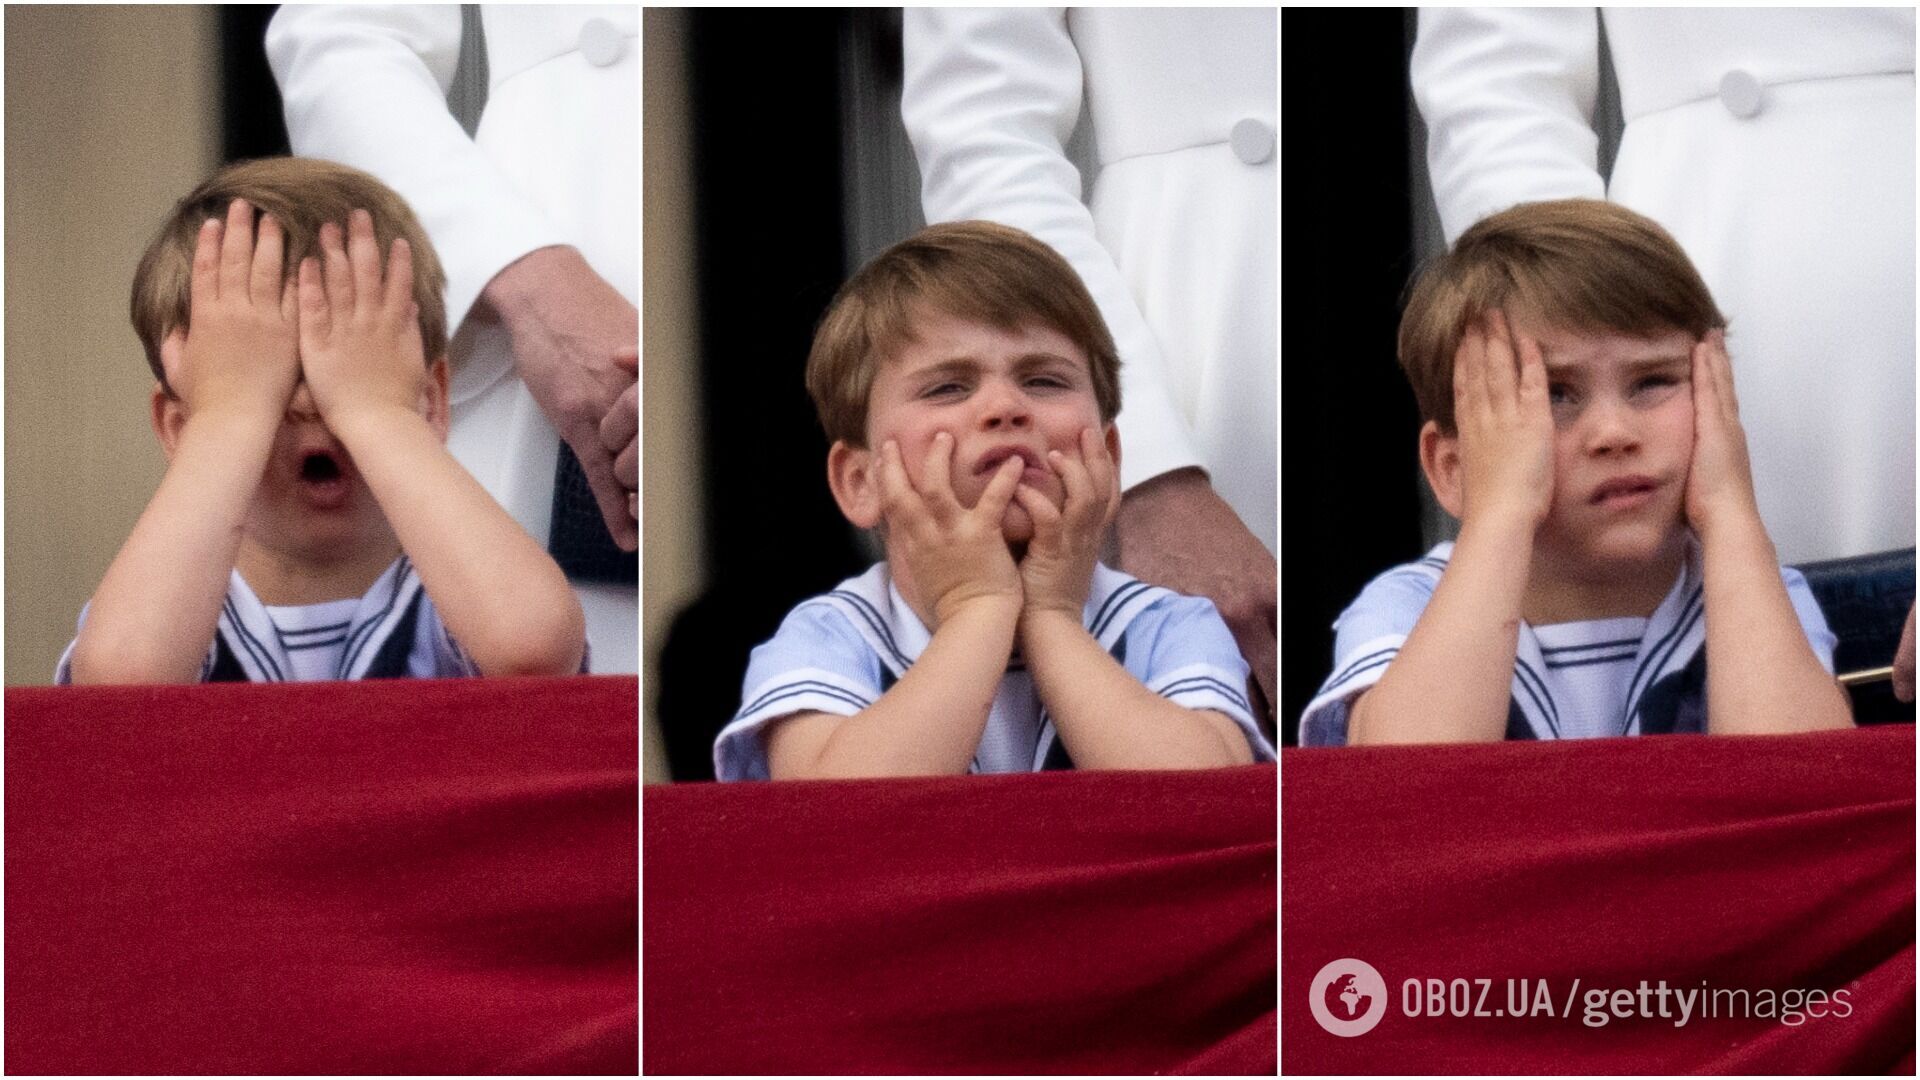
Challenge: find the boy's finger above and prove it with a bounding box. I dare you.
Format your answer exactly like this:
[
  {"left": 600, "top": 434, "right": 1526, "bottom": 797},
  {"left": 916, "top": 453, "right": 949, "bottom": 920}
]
[
  {"left": 347, "top": 209, "right": 380, "bottom": 309},
  {"left": 1050, "top": 446, "right": 1092, "bottom": 516},
  {"left": 384, "top": 237, "right": 414, "bottom": 315},
  {"left": 251, "top": 213, "right": 285, "bottom": 307},
  {"left": 1690, "top": 339, "right": 1718, "bottom": 422},
  {"left": 320, "top": 220, "right": 354, "bottom": 311},
  {"left": 922, "top": 431, "right": 960, "bottom": 512},
  {"left": 1453, "top": 322, "right": 1487, "bottom": 421},
  {"left": 219, "top": 198, "right": 255, "bottom": 295},
  {"left": 976, "top": 454, "right": 1025, "bottom": 520},
  {"left": 1482, "top": 309, "right": 1520, "bottom": 407},
  {"left": 280, "top": 276, "right": 298, "bottom": 326},
  {"left": 191, "top": 217, "right": 223, "bottom": 307},
  {"left": 1515, "top": 333, "right": 1549, "bottom": 414},
  {"left": 1709, "top": 328, "right": 1740, "bottom": 419},
  {"left": 1013, "top": 484, "right": 1063, "bottom": 538},
  {"left": 297, "top": 256, "right": 330, "bottom": 339}
]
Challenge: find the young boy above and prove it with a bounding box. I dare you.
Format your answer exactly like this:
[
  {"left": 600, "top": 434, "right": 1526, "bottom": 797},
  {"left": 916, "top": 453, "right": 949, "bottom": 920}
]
[
  {"left": 1300, "top": 199, "right": 1853, "bottom": 745},
  {"left": 60, "top": 158, "right": 584, "bottom": 684},
  {"left": 714, "top": 221, "right": 1274, "bottom": 780}
]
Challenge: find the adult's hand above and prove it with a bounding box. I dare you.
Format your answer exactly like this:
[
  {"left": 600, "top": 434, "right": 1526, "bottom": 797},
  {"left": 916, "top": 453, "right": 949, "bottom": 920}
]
[
  {"left": 601, "top": 351, "right": 639, "bottom": 526},
  {"left": 482, "top": 245, "right": 639, "bottom": 551},
  {"left": 1114, "top": 467, "right": 1277, "bottom": 723},
  {"left": 1894, "top": 602, "right": 1916, "bottom": 703}
]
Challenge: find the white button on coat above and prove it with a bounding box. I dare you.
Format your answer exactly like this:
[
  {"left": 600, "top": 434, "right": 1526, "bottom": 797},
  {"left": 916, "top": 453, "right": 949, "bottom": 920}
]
[
  {"left": 1718, "top": 69, "right": 1764, "bottom": 118},
  {"left": 578, "top": 18, "right": 624, "bottom": 67},
  {"left": 1230, "top": 117, "right": 1274, "bottom": 164}
]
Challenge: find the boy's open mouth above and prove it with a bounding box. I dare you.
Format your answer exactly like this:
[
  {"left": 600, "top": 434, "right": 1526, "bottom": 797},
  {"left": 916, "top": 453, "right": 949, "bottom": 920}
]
[
  {"left": 300, "top": 452, "right": 342, "bottom": 483},
  {"left": 295, "top": 447, "right": 353, "bottom": 510}
]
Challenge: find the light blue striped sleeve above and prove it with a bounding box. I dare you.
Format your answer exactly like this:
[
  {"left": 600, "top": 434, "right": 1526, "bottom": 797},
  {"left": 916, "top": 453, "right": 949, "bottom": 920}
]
[
  {"left": 1781, "top": 566, "right": 1839, "bottom": 675},
  {"left": 713, "top": 601, "right": 886, "bottom": 781},
  {"left": 1120, "top": 593, "right": 1276, "bottom": 763},
  {"left": 1297, "top": 565, "right": 1439, "bottom": 747}
]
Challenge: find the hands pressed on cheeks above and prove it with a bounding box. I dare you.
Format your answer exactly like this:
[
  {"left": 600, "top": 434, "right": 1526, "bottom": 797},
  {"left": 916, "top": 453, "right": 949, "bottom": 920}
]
[
  {"left": 1451, "top": 309, "right": 1555, "bottom": 532},
  {"left": 1682, "top": 328, "right": 1763, "bottom": 540},
  {"left": 876, "top": 426, "right": 1119, "bottom": 630}
]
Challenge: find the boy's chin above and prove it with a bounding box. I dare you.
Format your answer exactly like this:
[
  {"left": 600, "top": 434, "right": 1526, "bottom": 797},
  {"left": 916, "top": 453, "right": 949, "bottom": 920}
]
[{"left": 1558, "top": 517, "right": 1688, "bottom": 569}]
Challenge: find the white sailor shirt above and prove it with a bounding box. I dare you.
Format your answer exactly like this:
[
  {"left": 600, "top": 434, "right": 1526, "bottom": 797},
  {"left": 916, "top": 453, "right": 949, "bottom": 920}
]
[
  {"left": 1299, "top": 541, "right": 1838, "bottom": 746},
  {"left": 54, "top": 556, "right": 548, "bottom": 683},
  {"left": 715, "top": 561, "right": 1275, "bottom": 781}
]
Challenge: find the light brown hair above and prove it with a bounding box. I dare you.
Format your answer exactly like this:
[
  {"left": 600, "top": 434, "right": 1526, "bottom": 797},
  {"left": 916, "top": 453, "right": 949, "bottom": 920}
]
[
  {"left": 1398, "top": 199, "right": 1726, "bottom": 433},
  {"left": 130, "top": 156, "right": 447, "bottom": 395},
  {"left": 805, "top": 220, "right": 1121, "bottom": 447}
]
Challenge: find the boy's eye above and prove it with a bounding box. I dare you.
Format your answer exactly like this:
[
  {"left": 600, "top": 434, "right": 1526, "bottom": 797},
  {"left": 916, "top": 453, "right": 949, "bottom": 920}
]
[
  {"left": 1547, "top": 383, "right": 1574, "bottom": 405},
  {"left": 1634, "top": 375, "right": 1679, "bottom": 394},
  {"left": 1025, "top": 374, "right": 1071, "bottom": 390},
  {"left": 922, "top": 381, "right": 967, "bottom": 399}
]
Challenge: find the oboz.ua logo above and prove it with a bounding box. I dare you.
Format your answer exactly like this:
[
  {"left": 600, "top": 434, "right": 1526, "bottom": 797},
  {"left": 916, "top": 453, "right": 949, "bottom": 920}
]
[{"left": 1310, "top": 958, "right": 1388, "bottom": 1036}]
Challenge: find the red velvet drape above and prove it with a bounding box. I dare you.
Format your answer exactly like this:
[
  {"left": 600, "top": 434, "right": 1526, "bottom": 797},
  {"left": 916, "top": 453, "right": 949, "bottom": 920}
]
[
  {"left": 644, "top": 763, "right": 1277, "bottom": 1074},
  {"left": 5, "top": 676, "right": 638, "bottom": 1074},
  {"left": 1282, "top": 726, "right": 1915, "bottom": 1074}
]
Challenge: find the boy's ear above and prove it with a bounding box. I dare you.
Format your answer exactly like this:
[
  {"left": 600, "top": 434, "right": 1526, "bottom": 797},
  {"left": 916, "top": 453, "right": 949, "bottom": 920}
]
[
  {"left": 1418, "top": 420, "right": 1466, "bottom": 521},
  {"left": 826, "top": 440, "right": 882, "bottom": 529},
  {"left": 1103, "top": 422, "right": 1121, "bottom": 474},
  {"left": 150, "top": 383, "right": 187, "bottom": 461},
  {"left": 421, "top": 356, "right": 451, "bottom": 440}
]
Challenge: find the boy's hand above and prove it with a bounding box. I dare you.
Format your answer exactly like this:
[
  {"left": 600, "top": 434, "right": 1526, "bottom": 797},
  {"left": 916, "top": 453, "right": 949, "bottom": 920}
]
[
  {"left": 1454, "top": 310, "right": 1554, "bottom": 531},
  {"left": 297, "top": 208, "right": 427, "bottom": 424},
  {"left": 879, "top": 433, "right": 1025, "bottom": 629},
  {"left": 168, "top": 198, "right": 300, "bottom": 421},
  {"left": 1015, "top": 427, "right": 1119, "bottom": 618},
  {"left": 1684, "top": 329, "right": 1763, "bottom": 540}
]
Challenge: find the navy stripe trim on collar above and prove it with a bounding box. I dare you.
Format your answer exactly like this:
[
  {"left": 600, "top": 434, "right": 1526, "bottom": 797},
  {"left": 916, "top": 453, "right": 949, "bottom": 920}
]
[{"left": 825, "top": 590, "right": 912, "bottom": 671}]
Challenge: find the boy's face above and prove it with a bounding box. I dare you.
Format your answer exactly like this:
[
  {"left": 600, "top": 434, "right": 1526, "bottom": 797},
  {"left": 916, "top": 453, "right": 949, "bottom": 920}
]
[
  {"left": 840, "top": 310, "right": 1113, "bottom": 544},
  {"left": 1524, "top": 318, "right": 1696, "bottom": 569},
  {"left": 153, "top": 330, "right": 450, "bottom": 568}
]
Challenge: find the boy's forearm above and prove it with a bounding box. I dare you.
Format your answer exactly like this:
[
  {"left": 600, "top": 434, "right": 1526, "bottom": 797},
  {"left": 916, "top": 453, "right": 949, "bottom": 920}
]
[
  {"left": 1020, "top": 609, "right": 1251, "bottom": 769},
  {"left": 1700, "top": 515, "right": 1853, "bottom": 734},
  {"left": 71, "top": 410, "right": 277, "bottom": 684},
  {"left": 1349, "top": 515, "right": 1531, "bottom": 745},
  {"left": 329, "top": 404, "right": 585, "bottom": 677},
  {"left": 782, "top": 597, "right": 1020, "bottom": 779}
]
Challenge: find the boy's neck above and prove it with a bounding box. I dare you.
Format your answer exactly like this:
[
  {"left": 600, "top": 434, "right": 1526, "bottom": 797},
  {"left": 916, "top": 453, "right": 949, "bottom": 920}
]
[
  {"left": 1520, "top": 541, "right": 1686, "bottom": 627},
  {"left": 235, "top": 537, "right": 405, "bottom": 607}
]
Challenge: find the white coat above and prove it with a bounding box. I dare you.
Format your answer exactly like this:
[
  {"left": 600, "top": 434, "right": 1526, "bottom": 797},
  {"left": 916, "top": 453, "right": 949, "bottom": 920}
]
[
  {"left": 903, "top": 8, "right": 1277, "bottom": 552},
  {"left": 267, "top": 4, "right": 638, "bottom": 672},
  {"left": 1413, "top": 8, "right": 1916, "bottom": 564}
]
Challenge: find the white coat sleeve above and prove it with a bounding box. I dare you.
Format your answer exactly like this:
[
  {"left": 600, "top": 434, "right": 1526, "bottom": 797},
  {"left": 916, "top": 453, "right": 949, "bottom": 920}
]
[
  {"left": 1411, "top": 7, "right": 1608, "bottom": 245},
  {"left": 901, "top": 8, "right": 1202, "bottom": 493},
  {"left": 264, "top": 5, "right": 570, "bottom": 332}
]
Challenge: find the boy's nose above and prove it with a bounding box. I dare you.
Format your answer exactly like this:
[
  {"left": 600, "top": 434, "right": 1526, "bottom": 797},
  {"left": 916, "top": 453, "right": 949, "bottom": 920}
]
[
  {"left": 974, "top": 379, "right": 1032, "bottom": 431},
  {"left": 1582, "top": 400, "right": 1641, "bottom": 455},
  {"left": 286, "top": 380, "right": 319, "bottom": 421}
]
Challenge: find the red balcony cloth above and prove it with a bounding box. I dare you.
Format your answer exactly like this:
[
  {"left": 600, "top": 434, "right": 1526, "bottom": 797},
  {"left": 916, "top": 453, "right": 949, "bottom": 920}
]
[
  {"left": 1282, "top": 726, "right": 1916, "bottom": 1074},
  {"left": 5, "top": 676, "right": 638, "bottom": 1075},
  {"left": 643, "top": 763, "right": 1276, "bottom": 1074}
]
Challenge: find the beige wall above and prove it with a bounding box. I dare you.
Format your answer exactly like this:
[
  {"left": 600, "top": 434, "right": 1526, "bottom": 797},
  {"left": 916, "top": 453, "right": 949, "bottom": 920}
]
[
  {"left": 5, "top": 6, "right": 219, "bottom": 685},
  {"left": 642, "top": 8, "right": 706, "bottom": 783}
]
